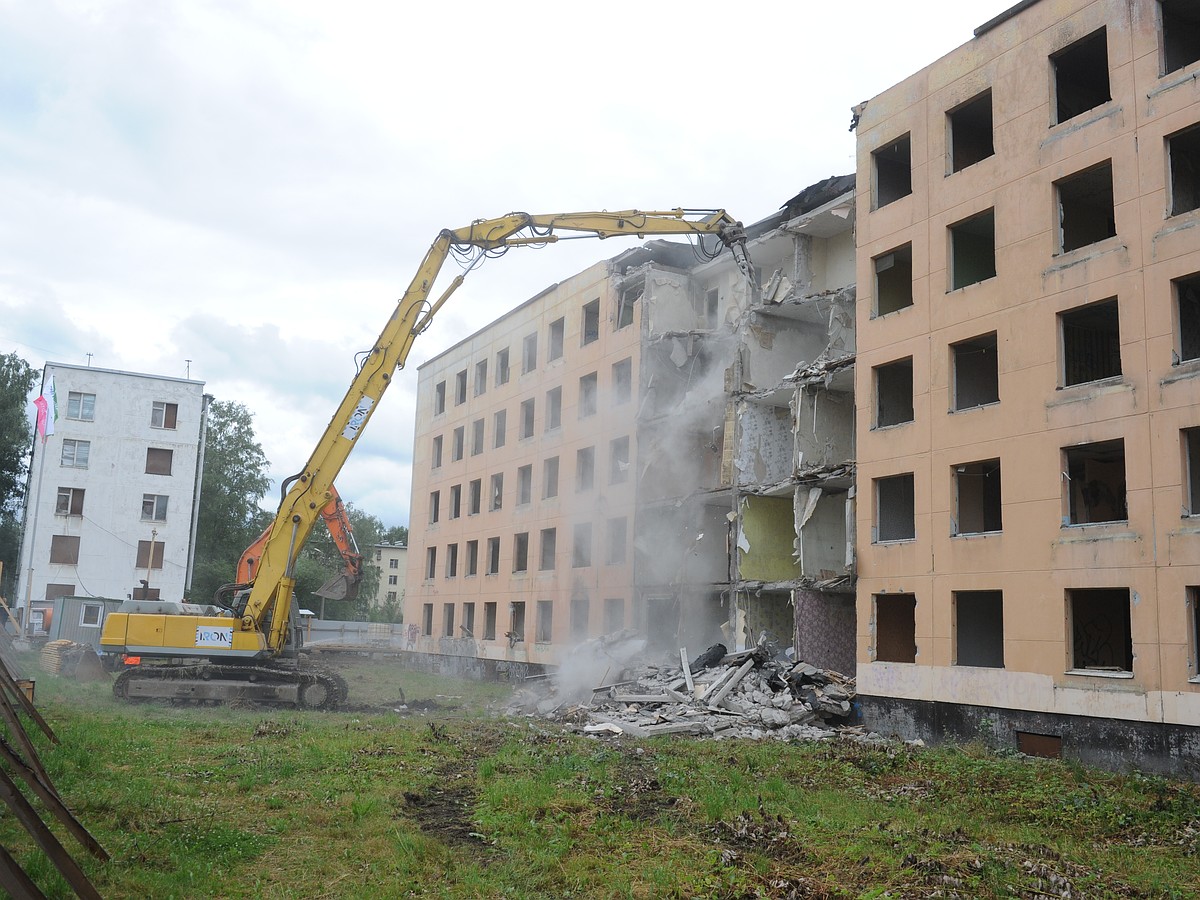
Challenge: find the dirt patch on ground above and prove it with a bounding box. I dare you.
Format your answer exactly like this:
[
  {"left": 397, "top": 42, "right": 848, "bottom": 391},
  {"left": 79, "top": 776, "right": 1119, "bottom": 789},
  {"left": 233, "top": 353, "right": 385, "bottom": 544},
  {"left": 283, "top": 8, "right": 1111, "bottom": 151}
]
[{"left": 400, "top": 786, "right": 490, "bottom": 849}]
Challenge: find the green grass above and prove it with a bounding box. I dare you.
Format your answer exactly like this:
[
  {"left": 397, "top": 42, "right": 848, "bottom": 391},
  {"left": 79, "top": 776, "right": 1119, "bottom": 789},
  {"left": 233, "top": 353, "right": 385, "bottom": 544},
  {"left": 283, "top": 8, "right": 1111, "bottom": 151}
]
[{"left": 3, "top": 652, "right": 1199, "bottom": 898}]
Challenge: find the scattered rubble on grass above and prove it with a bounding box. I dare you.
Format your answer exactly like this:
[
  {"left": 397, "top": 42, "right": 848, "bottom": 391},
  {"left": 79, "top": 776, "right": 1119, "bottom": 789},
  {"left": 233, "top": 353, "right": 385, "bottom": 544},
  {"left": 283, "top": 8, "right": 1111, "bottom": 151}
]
[{"left": 506, "top": 632, "right": 888, "bottom": 744}]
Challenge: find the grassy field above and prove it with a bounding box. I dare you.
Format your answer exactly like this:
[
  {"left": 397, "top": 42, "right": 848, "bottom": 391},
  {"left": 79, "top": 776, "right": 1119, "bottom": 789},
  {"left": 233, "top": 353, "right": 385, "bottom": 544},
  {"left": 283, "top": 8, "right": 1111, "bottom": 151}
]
[{"left": 3, "top": 652, "right": 1200, "bottom": 899}]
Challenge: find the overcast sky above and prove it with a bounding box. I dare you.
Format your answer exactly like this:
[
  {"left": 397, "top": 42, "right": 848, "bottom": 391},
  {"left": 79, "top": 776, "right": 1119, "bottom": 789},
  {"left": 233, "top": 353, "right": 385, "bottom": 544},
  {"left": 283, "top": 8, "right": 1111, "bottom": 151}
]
[{"left": 1, "top": 0, "right": 1008, "bottom": 529}]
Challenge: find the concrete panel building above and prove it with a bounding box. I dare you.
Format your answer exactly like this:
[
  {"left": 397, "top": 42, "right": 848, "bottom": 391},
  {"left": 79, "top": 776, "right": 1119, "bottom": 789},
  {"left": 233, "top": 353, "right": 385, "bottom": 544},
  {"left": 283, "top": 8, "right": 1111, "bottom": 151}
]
[
  {"left": 372, "top": 541, "right": 407, "bottom": 611},
  {"left": 853, "top": 0, "right": 1200, "bottom": 773},
  {"left": 17, "top": 363, "right": 207, "bottom": 622},
  {"left": 404, "top": 182, "right": 858, "bottom": 670}
]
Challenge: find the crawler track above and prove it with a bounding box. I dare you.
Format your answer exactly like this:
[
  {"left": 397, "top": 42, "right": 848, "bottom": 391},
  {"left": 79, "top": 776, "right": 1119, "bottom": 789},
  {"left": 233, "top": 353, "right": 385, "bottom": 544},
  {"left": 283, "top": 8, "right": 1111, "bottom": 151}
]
[{"left": 113, "top": 662, "right": 349, "bottom": 710}]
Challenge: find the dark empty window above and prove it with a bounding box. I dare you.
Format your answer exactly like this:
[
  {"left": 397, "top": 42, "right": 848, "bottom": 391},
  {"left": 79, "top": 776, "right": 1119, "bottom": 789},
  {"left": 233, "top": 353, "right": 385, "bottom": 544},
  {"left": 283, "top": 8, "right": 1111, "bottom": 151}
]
[
  {"left": 582, "top": 299, "right": 600, "bottom": 345},
  {"left": 446, "top": 544, "right": 458, "bottom": 578},
  {"left": 873, "top": 133, "right": 912, "bottom": 208},
  {"left": 422, "top": 603, "right": 433, "bottom": 636},
  {"left": 948, "top": 90, "right": 994, "bottom": 173},
  {"left": 950, "top": 209, "right": 996, "bottom": 289},
  {"left": 570, "top": 594, "right": 589, "bottom": 641},
  {"left": 443, "top": 603, "right": 455, "bottom": 636},
  {"left": 953, "top": 459, "right": 1003, "bottom": 535},
  {"left": 517, "top": 464, "right": 532, "bottom": 505},
  {"left": 695, "top": 288, "right": 719, "bottom": 328},
  {"left": 874, "top": 244, "right": 913, "bottom": 316},
  {"left": 540, "top": 528, "right": 557, "bottom": 570},
  {"left": 609, "top": 436, "right": 630, "bottom": 484},
  {"left": 431, "top": 435, "right": 443, "bottom": 468},
  {"left": 549, "top": 318, "right": 565, "bottom": 361},
  {"left": 1184, "top": 427, "right": 1200, "bottom": 515},
  {"left": 613, "top": 358, "right": 633, "bottom": 404},
  {"left": 496, "top": 348, "right": 510, "bottom": 385},
  {"left": 579, "top": 373, "right": 598, "bottom": 418},
  {"left": 426, "top": 547, "right": 437, "bottom": 579},
  {"left": 876, "top": 473, "right": 916, "bottom": 542},
  {"left": 875, "top": 594, "right": 917, "bottom": 663},
  {"left": 536, "top": 600, "right": 554, "bottom": 643},
  {"left": 486, "top": 537, "right": 500, "bottom": 575},
  {"left": 952, "top": 332, "right": 999, "bottom": 410},
  {"left": 1057, "top": 162, "right": 1116, "bottom": 253},
  {"left": 454, "top": 369, "right": 467, "bottom": 405},
  {"left": 49, "top": 534, "right": 80, "bottom": 565},
  {"left": 483, "top": 601, "right": 496, "bottom": 640},
  {"left": 617, "top": 286, "right": 641, "bottom": 329},
  {"left": 522, "top": 333, "right": 537, "bottom": 374},
  {"left": 494, "top": 409, "right": 506, "bottom": 448},
  {"left": 520, "top": 398, "right": 535, "bottom": 439},
  {"left": 1176, "top": 273, "right": 1200, "bottom": 362},
  {"left": 543, "top": 457, "right": 559, "bottom": 499},
  {"left": 954, "top": 590, "right": 1004, "bottom": 668},
  {"left": 1061, "top": 298, "right": 1121, "bottom": 386},
  {"left": 474, "top": 360, "right": 488, "bottom": 396},
  {"left": 874, "top": 358, "right": 914, "bottom": 428},
  {"left": 1052, "top": 28, "right": 1110, "bottom": 124},
  {"left": 573, "top": 522, "right": 592, "bottom": 568},
  {"left": 429, "top": 490, "right": 440, "bottom": 524},
  {"left": 577, "top": 446, "right": 595, "bottom": 492},
  {"left": 1065, "top": 439, "right": 1127, "bottom": 524},
  {"left": 513, "top": 532, "right": 529, "bottom": 572},
  {"left": 1169, "top": 124, "right": 1200, "bottom": 216},
  {"left": 468, "top": 479, "right": 481, "bottom": 515},
  {"left": 449, "top": 484, "right": 461, "bottom": 519},
  {"left": 1161, "top": 0, "right": 1200, "bottom": 75},
  {"left": 490, "top": 473, "right": 503, "bottom": 511},
  {"left": 1068, "top": 587, "right": 1132, "bottom": 673},
  {"left": 434, "top": 381, "right": 446, "bottom": 415},
  {"left": 546, "top": 387, "right": 562, "bottom": 431},
  {"left": 466, "top": 540, "right": 478, "bottom": 576},
  {"left": 452, "top": 426, "right": 464, "bottom": 461},
  {"left": 145, "top": 448, "right": 173, "bottom": 475},
  {"left": 471, "top": 419, "right": 484, "bottom": 456}
]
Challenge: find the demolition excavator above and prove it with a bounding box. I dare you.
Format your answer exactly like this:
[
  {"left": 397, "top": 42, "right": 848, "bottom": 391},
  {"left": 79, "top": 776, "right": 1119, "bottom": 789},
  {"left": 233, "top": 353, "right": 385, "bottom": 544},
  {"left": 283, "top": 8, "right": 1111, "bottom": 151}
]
[{"left": 99, "top": 209, "right": 752, "bottom": 708}]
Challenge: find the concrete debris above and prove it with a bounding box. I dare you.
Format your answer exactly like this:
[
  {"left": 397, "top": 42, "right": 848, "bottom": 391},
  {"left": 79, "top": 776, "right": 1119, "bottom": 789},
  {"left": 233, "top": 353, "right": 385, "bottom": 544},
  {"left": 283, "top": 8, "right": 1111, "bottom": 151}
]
[{"left": 506, "top": 640, "right": 879, "bottom": 744}]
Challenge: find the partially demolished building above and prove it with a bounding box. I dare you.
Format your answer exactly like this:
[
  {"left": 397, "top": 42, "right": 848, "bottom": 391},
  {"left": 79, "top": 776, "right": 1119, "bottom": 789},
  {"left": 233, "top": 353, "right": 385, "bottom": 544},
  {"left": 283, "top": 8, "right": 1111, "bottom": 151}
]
[{"left": 404, "top": 178, "right": 857, "bottom": 670}]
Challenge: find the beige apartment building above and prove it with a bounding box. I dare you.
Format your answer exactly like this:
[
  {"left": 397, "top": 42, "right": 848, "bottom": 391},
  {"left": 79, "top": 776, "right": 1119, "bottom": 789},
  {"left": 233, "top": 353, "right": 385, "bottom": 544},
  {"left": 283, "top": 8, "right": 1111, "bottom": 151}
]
[
  {"left": 404, "top": 181, "right": 859, "bottom": 671},
  {"left": 854, "top": 0, "right": 1200, "bottom": 772},
  {"left": 371, "top": 541, "right": 407, "bottom": 612}
]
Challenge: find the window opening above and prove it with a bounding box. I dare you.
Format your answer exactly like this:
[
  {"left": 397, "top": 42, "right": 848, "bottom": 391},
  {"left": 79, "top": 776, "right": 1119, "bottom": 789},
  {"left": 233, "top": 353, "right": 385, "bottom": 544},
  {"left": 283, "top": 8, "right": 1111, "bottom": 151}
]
[
  {"left": 571, "top": 593, "right": 589, "bottom": 641},
  {"left": 141, "top": 493, "right": 168, "bottom": 522},
  {"left": 874, "top": 244, "right": 913, "bottom": 316},
  {"left": 948, "top": 90, "right": 994, "bottom": 173},
  {"left": 422, "top": 603, "right": 433, "bottom": 636},
  {"left": 1175, "top": 272, "right": 1200, "bottom": 361},
  {"left": 609, "top": 436, "right": 630, "bottom": 484},
  {"left": 613, "top": 358, "right": 633, "bottom": 404},
  {"left": 468, "top": 479, "right": 481, "bottom": 515},
  {"left": 1184, "top": 427, "right": 1200, "bottom": 514},
  {"left": 494, "top": 409, "right": 506, "bottom": 448},
  {"left": 56, "top": 487, "right": 84, "bottom": 516},
  {"left": 446, "top": 543, "right": 458, "bottom": 578},
  {"left": 509, "top": 601, "right": 526, "bottom": 642},
  {"left": 617, "top": 286, "right": 641, "bottom": 329},
  {"left": 694, "top": 288, "right": 719, "bottom": 328},
  {"left": 1056, "top": 162, "right": 1116, "bottom": 252},
  {"left": 579, "top": 372, "right": 598, "bottom": 418},
  {"left": 145, "top": 448, "right": 173, "bottom": 475},
  {"left": 454, "top": 369, "right": 467, "bottom": 405},
  {"left": 463, "top": 602, "right": 475, "bottom": 637},
  {"left": 471, "top": 418, "right": 484, "bottom": 456},
  {"left": 1052, "top": 28, "right": 1110, "bottom": 124},
  {"left": 874, "top": 358, "right": 914, "bottom": 427},
  {"left": 517, "top": 464, "right": 533, "bottom": 505},
  {"left": 539, "top": 528, "right": 557, "bottom": 570},
  {"left": 513, "top": 532, "right": 529, "bottom": 572},
  {"left": 67, "top": 392, "right": 95, "bottom": 421},
  {"left": 474, "top": 360, "right": 488, "bottom": 396},
  {"left": 954, "top": 590, "right": 1004, "bottom": 667},
  {"left": 519, "top": 398, "right": 534, "bottom": 439},
  {"left": 573, "top": 522, "right": 592, "bottom": 567},
  {"left": 483, "top": 601, "right": 497, "bottom": 640},
  {"left": 953, "top": 459, "right": 1003, "bottom": 535},
  {"left": 1168, "top": 124, "right": 1200, "bottom": 216},
  {"left": 1060, "top": 298, "right": 1121, "bottom": 386},
  {"left": 486, "top": 537, "right": 500, "bottom": 575},
  {"left": 466, "top": 539, "right": 479, "bottom": 576},
  {"left": 607, "top": 516, "right": 627, "bottom": 565},
  {"left": 1068, "top": 587, "right": 1132, "bottom": 672},
  {"left": 434, "top": 381, "right": 446, "bottom": 414},
  {"left": 425, "top": 547, "right": 437, "bottom": 579},
  {"left": 151, "top": 401, "right": 177, "bottom": 429},
  {"left": 536, "top": 600, "right": 554, "bottom": 643},
  {"left": 604, "top": 597, "right": 624, "bottom": 633},
  {"left": 489, "top": 472, "right": 503, "bottom": 511},
  {"left": 1064, "top": 439, "right": 1127, "bottom": 524},
  {"left": 522, "top": 333, "right": 537, "bottom": 374},
  {"left": 875, "top": 473, "right": 916, "bottom": 542},
  {"left": 1188, "top": 586, "right": 1200, "bottom": 678},
  {"left": 496, "top": 348, "right": 510, "bottom": 385},
  {"left": 61, "top": 439, "right": 89, "bottom": 468},
  {"left": 443, "top": 603, "right": 455, "bottom": 637},
  {"left": 549, "top": 318, "right": 565, "bottom": 361},
  {"left": 452, "top": 426, "right": 464, "bottom": 461},
  {"left": 582, "top": 299, "right": 600, "bottom": 345},
  {"left": 543, "top": 457, "right": 560, "bottom": 499},
  {"left": 546, "top": 386, "right": 562, "bottom": 430},
  {"left": 873, "top": 133, "right": 912, "bottom": 208},
  {"left": 1162, "top": 0, "right": 1200, "bottom": 75},
  {"left": 874, "top": 594, "right": 916, "bottom": 662},
  {"left": 431, "top": 435, "right": 443, "bottom": 468},
  {"left": 949, "top": 209, "right": 996, "bottom": 289},
  {"left": 952, "top": 332, "right": 999, "bottom": 410},
  {"left": 429, "top": 490, "right": 440, "bottom": 524},
  {"left": 576, "top": 446, "right": 595, "bottom": 492}
]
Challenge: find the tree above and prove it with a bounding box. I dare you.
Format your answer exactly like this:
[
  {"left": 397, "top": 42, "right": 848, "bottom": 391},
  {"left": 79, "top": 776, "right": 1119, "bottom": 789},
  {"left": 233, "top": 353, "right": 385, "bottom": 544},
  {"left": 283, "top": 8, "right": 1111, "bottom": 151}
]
[
  {"left": 383, "top": 524, "right": 408, "bottom": 545},
  {"left": 301, "top": 504, "right": 384, "bottom": 620},
  {"left": 0, "top": 353, "right": 36, "bottom": 600},
  {"left": 190, "top": 400, "right": 271, "bottom": 604}
]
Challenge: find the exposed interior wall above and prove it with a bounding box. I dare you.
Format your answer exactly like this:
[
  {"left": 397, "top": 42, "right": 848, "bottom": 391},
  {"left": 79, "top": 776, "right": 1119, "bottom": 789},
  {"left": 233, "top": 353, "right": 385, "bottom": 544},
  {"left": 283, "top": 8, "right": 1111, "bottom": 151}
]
[
  {"left": 734, "top": 401, "right": 793, "bottom": 486},
  {"left": 796, "top": 488, "right": 850, "bottom": 580},
  {"left": 794, "top": 589, "right": 856, "bottom": 675},
  {"left": 739, "top": 589, "right": 794, "bottom": 649},
  {"left": 737, "top": 495, "right": 799, "bottom": 582},
  {"left": 641, "top": 270, "right": 693, "bottom": 333},
  {"left": 794, "top": 386, "right": 855, "bottom": 470},
  {"left": 740, "top": 323, "right": 829, "bottom": 390}
]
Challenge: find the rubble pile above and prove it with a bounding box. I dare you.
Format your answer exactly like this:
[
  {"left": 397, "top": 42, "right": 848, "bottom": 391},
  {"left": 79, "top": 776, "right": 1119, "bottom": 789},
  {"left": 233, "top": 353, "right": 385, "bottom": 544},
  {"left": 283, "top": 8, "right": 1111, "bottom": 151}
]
[{"left": 508, "top": 640, "right": 877, "bottom": 743}]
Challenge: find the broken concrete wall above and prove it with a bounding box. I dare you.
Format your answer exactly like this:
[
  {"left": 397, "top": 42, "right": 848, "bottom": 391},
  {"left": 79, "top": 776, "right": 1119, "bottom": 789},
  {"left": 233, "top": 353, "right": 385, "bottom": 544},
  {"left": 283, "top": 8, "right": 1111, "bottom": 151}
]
[
  {"left": 794, "top": 589, "right": 856, "bottom": 675},
  {"left": 737, "top": 495, "right": 799, "bottom": 583},
  {"left": 739, "top": 589, "right": 794, "bottom": 650},
  {"left": 641, "top": 269, "right": 693, "bottom": 333},
  {"left": 734, "top": 400, "right": 793, "bottom": 487},
  {"left": 796, "top": 488, "right": 850, "bottom": 580},
  {"left": 807, "top": 228, "right": 856, "bottom": 295},
  {"left": 740, "top": 321, "right": 829, "bottom": 393},
  {"left": 794, "top": 384, "right": 855, "bottom": 471}
]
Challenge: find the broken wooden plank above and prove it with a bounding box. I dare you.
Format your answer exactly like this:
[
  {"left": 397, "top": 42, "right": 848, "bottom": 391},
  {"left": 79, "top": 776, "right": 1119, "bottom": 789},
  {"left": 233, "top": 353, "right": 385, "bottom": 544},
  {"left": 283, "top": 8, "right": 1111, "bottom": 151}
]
[
  {"left": 708, "top": 657, "right": 757, "bottom": 708},
  {"left": 679, "top": 648, "right": 695, "bottom": 694}
]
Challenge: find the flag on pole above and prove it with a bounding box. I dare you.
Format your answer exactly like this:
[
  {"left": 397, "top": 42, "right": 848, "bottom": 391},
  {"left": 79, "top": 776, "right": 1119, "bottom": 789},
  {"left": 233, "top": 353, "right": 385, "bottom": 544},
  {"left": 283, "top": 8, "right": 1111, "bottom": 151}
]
[{"left": 34, "top": 376, "right": 57, "bottom": 442}]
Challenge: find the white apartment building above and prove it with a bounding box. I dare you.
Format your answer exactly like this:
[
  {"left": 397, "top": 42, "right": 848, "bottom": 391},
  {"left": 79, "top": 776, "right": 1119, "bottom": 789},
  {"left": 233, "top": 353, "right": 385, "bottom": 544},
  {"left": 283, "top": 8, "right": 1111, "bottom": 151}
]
[{"left": 17, "top": 363, "right": 207, "bottom": 628}]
